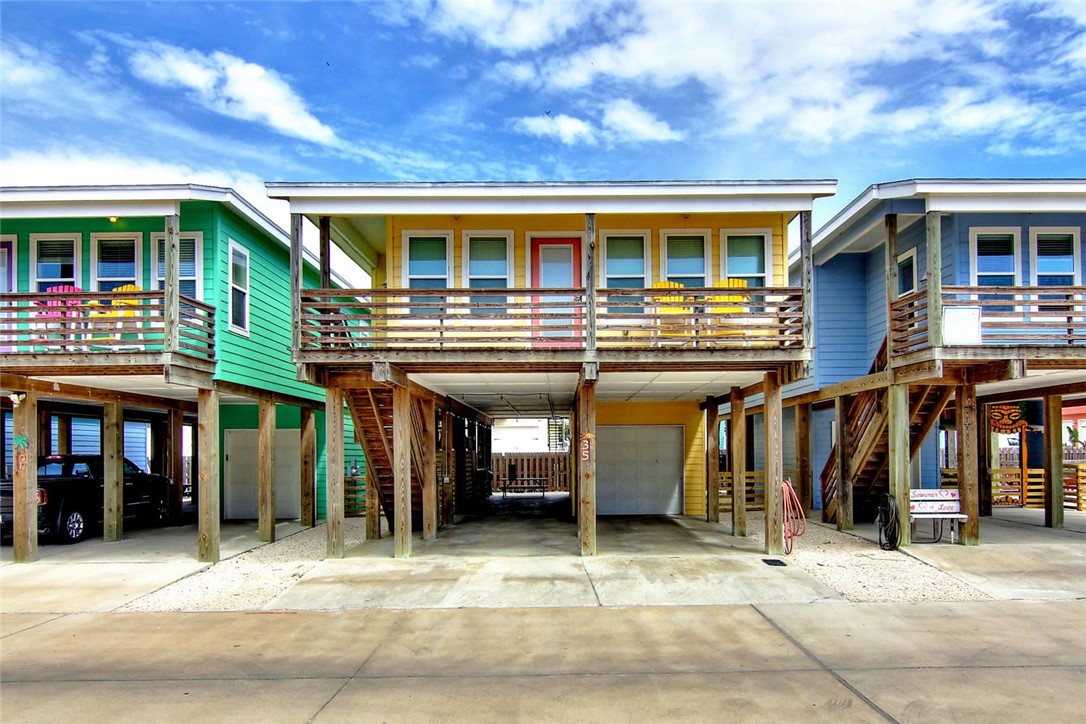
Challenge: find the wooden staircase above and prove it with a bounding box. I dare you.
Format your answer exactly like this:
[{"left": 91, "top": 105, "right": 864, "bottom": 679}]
[
  {"left": 820, "top": 339, "right": 954, "bottom": 523},
  {"left": 345, "top": 388, "right": 425, "bottom": 531}
]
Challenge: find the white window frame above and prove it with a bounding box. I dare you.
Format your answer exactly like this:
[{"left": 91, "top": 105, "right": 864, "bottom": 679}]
[
  {"left": 600, "top": 230, "right": 652, "bottom": 288},
  {"left": 661, "top": 229, "right": 710, "bottom": 287},
  {"left": 460, "top": 230, "right": 513, "bottom": 288},
  {"left": 227, "top": 240, "right": 250, "bottom": 336},
  {"left": 151, "top": 231, "right": 204, "bottom": 301},
  {"left": 401, "top": 230, "right": 453, "bottom": 289},
  {"left": 525, "top": 231, "right": 588, "bottom": 287},
  {"left": 896, "top": 247, "right": 918, "bottom": 296},
  {"left": 968, "top": 227, "right": 1021, "bottom": 287},
  {"left": 29, "top": 233, "right": 81, "bottom": 291},
  {"left": 720, "top": 228, "right": 773, "bottom": 288},
  {"left": 1028, "top": 227, "right": 1081, "bottom": 286},
  {"left": 90, "top": 232, "right": 142, "bottom": 292}
]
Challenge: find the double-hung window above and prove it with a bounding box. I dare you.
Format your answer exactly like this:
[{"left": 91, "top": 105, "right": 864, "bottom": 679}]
[
  {"left": 722, "top": 230, "right": 771, "bottom": 288},
  {"left": 32, "top": 235, "right": 80, "bottom": 292},
  {"left": 897, "top": 248, "right": 918, "bottom": 296},
  {"left": 404, "top": 233, "right": 451, "bottom": 315},
  {"left": 663, "top": 231, "right": 708, "bottom": 288},
  {"left": 1031, "top": 228, "right": 1080, "bottom": 316},
  {"left": 971, "top": 228, "right": 1019, "bottom": 312},
  {"left": 603, "top": 233, "right": 648, "bottom": 314},
  {"left": 228, "top": 241, "right": 250, "bottom": 334},
  {"left": 91, "top": 234, "right": 140, "bottom": 292},
  {"left": 152, "top": 232, "right": 202, "bottom": 301},
  {"left": 463, "top": 233, "right": 511, "bottom": 314}
]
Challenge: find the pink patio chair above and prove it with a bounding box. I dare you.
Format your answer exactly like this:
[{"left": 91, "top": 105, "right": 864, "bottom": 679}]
[{"left": 33, "top": 285, "right": 85, "bottom": 350}]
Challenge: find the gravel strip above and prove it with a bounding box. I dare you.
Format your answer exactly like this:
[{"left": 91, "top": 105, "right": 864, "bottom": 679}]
[
  {"left": 120, "top": 514, "right": 988, "bottom": 611},
  {"left": 743, "top": 514, "right": 990, "bottom": 603},
  {"left": 120, "top": 519, "right": 367, "bottom": 612}
]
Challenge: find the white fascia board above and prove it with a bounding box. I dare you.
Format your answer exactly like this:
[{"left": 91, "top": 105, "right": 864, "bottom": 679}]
[
  {"left": 267, "top": 181, "right": 838, "bottom": 216},
  {"left": 0, "top": 184, "right": 289, "bottom": 245}
]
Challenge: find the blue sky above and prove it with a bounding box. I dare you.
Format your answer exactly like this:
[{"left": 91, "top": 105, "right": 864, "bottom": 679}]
[{"left": 2, "top": 0, "right": 1085, "bottom": 231}]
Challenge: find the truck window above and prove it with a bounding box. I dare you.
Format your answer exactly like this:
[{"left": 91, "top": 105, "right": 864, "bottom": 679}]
[
  {"left": 72, "top": 462, "right": 91, "bottom": 477},
  {"left": 38, "top": 462, "right": 65, "bottom": 476}
]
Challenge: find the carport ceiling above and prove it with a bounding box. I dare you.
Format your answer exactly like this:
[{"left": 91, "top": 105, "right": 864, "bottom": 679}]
[{"left": 410, "top": 370, "right": 765, "bottom": 418}]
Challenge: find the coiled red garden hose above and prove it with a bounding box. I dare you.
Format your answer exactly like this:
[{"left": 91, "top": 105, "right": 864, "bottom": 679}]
[{"left": 783, "top": 477, "right": 807, "bottom": 554}]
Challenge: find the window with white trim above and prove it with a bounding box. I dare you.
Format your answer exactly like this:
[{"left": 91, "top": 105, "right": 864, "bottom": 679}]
[
  {"left": 228, "top": 241, "right": 250, "bottom": 334},
  {"left": 971, "top": 229, "right": 1019, "bottom": 287},
  {"left": 722, "top": 230, "right": 770, "bottom": 288},
  {"left": 152, "top": 232, "right": 202, "bottom": 300},
  {"left": 663, "top": 231, "right": 708, "bottom": 288},
  {"left": 1031, "top": 228, "right": 1079, "bottom": 287},
  {"left": 897, "top": 248, "right": 917, "bottom": 296},
  {"left": 464, "top": 233, "right": 511, "bottom": 314},
  {"left": 91, "top": 234, "right": 140, "bottom": 291},
  {"left": 31, "top": 235, "right": 80, "bottom": 292},
  {"left": 405, "top": 233, "right": 451, "bottom": 314},
  {"left": 603, "top": 233, "right": 649, "bottom": 315}
]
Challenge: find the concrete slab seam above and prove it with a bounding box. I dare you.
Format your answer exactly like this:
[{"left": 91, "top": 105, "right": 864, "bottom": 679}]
[
  {"left": 0, "top": 612, "right": 70, "bottom": 640},
  {"left": 751, "top": 604, "right": 898, "bottom": 723}
]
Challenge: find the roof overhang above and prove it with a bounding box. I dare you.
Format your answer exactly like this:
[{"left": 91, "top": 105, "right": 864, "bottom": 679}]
[
  {"left": 0, "top": 184, "right": 289, "bottom": 246},
  {"left": 266, "top": 180, "right": 838, "bottom": 216},
  {"left": 813, "top": 178, "right": 1086, "bottom": 264}
]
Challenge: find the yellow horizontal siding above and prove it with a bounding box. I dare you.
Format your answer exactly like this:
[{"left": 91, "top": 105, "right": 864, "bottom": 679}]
[
  {"left": 596, "top": 400, "right": 707, "bottom": 518},
  {"left": 387, "top": 212, "right": 790, "bottom": 289}
]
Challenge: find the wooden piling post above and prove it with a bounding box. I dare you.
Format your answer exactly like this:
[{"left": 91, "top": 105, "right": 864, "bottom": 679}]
[
  {"left": 12, "top": 390, "right": 39, "bottom": 563},
  {"left": 258, "top": 398, "right": 276, "bottom": 543},
  {"left": 197, "top": 388, "right": 220, "bottom": 563},
  {"left": 730, "top": 386, "right": 746, "bottom": 537},
  {"left": 103, "top": 401, "right": 123, "bottom": 543},
  {"left": 706, "top": 395, "right": 720, "bottom": 524}
]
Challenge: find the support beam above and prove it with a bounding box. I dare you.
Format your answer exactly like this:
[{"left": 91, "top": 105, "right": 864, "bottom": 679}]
[
  {"left": 38, "top": 408, "right": 52, "bottom": 457},
  {"left": 706, "top": 395, "right": 720, "bottom": 523},
  {"left": 56, "top": 414, "right": 71, "bottom": 455},
  {"left": 421, "top": 398, "right": 438, "bottom": 541},
  {"left": 834, "top": 396, "right": 853, "bottom": 531},
  {"left": 979, "top": 403, "right": 993, "bottom": 517},
  {"left": 795, "top": 403, "right": 812, "bottom": 511},
  {"left": 299, "top": 407, "right": 316, "bottom": 528},
  {"left": 926, "top": 210, "right": 943, "bottom": 349},
  {"left": 730, "top": 386, "right": 747, "bottom": 537},
  {"left": 164, "top": 213, "right": 180, "bottom": 354},
  {"left": 12, "top": 391, "right": 39, "bottom": 563},
  {"left": 258, "top": 398, "right": 276, "bottom": 543},
  {"left": 0, "top": 373, "right": 194, "bottom": 413},
  {"left": 197, "top": 389, "right": 220, "bottom": 563},
  {"left": 585, "top": 213, "right": 597, "bottom": 352},
  {"left": 958, "top": 384, "right": 981, "bottom": 544},
  {"left": 103, "top": 401, "right": 123, "bottom": 542},
  {"left": 887, "top": 384, "right": 910, "bottom": 546},
  {"left": 319, "top": 215, "right": 332, "bottom": 288},
  {"left": 393, "top": 384, "right": 413, "bottom": 558},
  {"left": 799, "top": 210, "right": 814, "bottom": 357},
  {"left": 1043, "top": 394, "right": 1065, "bottom": 529},
  {"left": 764, "top": 371, "right": 784, "bottom": 555},
  {"left": 884, "top": 213, "right": 898, "bottom": 358},
  {"left": 290, "top": 213, "right": 304, "bottom": 357},
  {"left": 326, "top": 388, "right": 345, "bottom": 557},
  {"left": 168, "top": 410, "right": 184, "bottom": 522},
  {"left": 577, "top": 379, "right": 597, "bottom": 556},
  {"left": 366, "top": 467, "right": 381, "bottom": 540}
]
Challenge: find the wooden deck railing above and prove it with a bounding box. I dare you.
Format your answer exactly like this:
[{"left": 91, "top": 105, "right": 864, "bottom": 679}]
[
  {"left": 299, "top": 286, "right": 804, "bottom": 353},
  {"left": 941, "top": 465, "right": 1086, "bottom": 510},
  {"left": 891, "top": 286, "right": 1086, "bottom": 356},
  {"left": 0, "top": 290, "right": 215, "bottom": 362},
  {"left": 490, "top": 452, "right": 571, "bottom": 493}
]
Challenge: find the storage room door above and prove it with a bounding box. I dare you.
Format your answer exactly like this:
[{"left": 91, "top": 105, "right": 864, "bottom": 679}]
[
  {"left": 596, "top": 425, "right": 684, "bottom": 515},
  {"left": 224, "top": 429, "right": 301, "bottom": 519}
]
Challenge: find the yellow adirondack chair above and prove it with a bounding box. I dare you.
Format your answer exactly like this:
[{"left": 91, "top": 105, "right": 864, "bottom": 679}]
[
  {"left": 652, "top": 280, "right": 692, "bottom": 345},
  {"left": 705, "top": 278, "right": 749, "bottom": 342},
  {"left": 87, "top": 284, "right": 144, "bottom": 350}
]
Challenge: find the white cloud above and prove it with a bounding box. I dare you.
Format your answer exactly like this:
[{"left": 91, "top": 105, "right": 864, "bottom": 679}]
[
  {"left": 382, "top": 0, "right": 615, "bottom": 53},
  {"left": 515, "top": 114, "right": 597, "bottom": 145},
  {"left": 601, "top": 99, "right": 684, "bottom": 142},
  {"left": 127, "top": 41, "right": 338, "bottom": 145}
]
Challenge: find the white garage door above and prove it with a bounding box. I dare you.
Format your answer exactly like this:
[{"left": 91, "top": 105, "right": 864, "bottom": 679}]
[
  {"left": 597, "top": 425, "right": 684, "bottom": 515},
  {"left": 224, "top": 429, "right": 301, "bottom": 520}
]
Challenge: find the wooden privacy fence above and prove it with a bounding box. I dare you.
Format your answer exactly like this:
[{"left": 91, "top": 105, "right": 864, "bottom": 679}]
[
  {"left": 491, "top": 453, "right": 570, "bottom": 493},
  {"left": 941, "top": 465, "right": 1086, "bottom": 510}
]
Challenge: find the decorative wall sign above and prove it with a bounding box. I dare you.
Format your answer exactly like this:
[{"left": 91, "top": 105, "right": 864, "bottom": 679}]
[{"left": 990, "top": 403, "right": 1029, "bottom": 433}]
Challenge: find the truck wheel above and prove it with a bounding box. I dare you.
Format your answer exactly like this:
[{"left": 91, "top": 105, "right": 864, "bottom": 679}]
[{"left": 57, "top": 508, "right": 87, "bottom": 543}]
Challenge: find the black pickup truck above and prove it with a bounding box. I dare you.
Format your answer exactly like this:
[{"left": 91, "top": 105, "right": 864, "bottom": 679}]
[{"left": 0, "top": 455, "right": 178, "bottom": 544}]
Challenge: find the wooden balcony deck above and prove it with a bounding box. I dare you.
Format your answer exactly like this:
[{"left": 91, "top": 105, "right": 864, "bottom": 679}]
[
  {"left": 0, "top": 290, "right": 216, "bottom": 375},
  {"left": 298, "top": 286, "right": 806, "bottom": 370},
  {"left": 890, "top": 286, "right": 1086, "bottom": 364}
]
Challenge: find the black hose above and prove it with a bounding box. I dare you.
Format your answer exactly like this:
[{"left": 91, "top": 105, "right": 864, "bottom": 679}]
[{"left": 877, "top": 492, "right": 900, "bottom": 551}]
